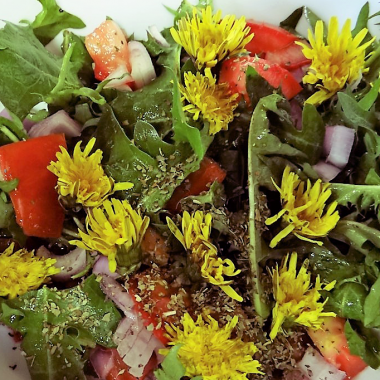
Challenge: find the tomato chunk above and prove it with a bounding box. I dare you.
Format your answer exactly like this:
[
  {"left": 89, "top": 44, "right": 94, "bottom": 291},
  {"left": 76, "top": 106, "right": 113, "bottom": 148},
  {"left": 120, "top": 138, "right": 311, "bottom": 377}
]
[
  {"left": 219, "top": 56, "right": 302, "bottom": 102},
  {"left": 265, "top": 42, "right": 310, "bottom": 70},
  {"left": 308, "top": 317, "right": 367, "bottom": 379},
  {"left": 0, "top": 134, "right": 66, "bottom": 238},
  {"left": 85, "top": 20, "right": 131, "bottom": 81},
  {"left": 245, "top": 21, "right": 299, "bottom": 55},
  {"left": 166, "top": 157, "right": 226, "bottom": 213}
]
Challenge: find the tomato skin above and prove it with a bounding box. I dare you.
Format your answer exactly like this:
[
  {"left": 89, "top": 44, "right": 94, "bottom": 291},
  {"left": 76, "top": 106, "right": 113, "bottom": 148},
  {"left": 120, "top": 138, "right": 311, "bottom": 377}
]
[
  {"left": 0, "top": 134, "right": 66, "bottom": 238},
  {"left": 166, "top": 157, "right": 226, "bottom": 213},
  {"left": 85, "top": 20, "right": 131, "bottom": 81},
  {"left": 308, "top": 317, "right": 367, "bottom": 379},
  {"left": 219, "top": 56, "right": 302, "bottom": 102},
  {"left": 245, "top": 21, "right": 299, "bottom": 55},
  {"left": 265, "top": 42, "right": 310, "bottom": 70}
]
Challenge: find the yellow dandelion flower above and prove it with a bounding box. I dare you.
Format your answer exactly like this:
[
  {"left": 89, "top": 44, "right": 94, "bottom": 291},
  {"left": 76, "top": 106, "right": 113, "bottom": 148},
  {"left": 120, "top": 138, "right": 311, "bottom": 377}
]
[
  {"left": 0, "top": 243, "right": 60, "bottom": 299},
  {"left": 48, "top": 137, "right": 133, "bottom": 208},
  {"left": 180, "top": 69, "right": 239, "bottom": 135},
  {"left": 265, "top": 166, "right": 340, "bottom": 248},
  {"left": 165, "top": 313, "right": 262, "bottom": 379},
  {"left": 167, "top": 211, "right": 242, "bottom": 301},
  {"left": 71, "top": 198, "right": 149, "bottom": 272},
  {"left": 269, "top": 252, "right": 336, "bottom": 340},
  {"left": 297, "top": 17, "right": 374, "bottom": 105},
  {"left": 171, "top": 5, "right": 253, "bottom": 69}
]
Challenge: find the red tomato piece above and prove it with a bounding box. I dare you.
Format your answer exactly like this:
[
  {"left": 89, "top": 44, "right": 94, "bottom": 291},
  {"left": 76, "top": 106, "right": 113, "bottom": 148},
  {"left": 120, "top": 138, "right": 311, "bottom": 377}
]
[
  {"left": 245, "top": 21, "right": 299, "bottom": 55},
  {"left": 0, "top": 134, "right": 66, "bottom": 238},
  {"left": 219, "top": 56, "right": 302, "bottom": 102},
  {"left": 308, "top": 317, "right": 367, "bottom": 379},
  {"left": 265, "top": 42, "right": 310, "bottom": 70},
  {"left": 166, "top": 157, "right": 226, "bottom": 213},
  {"left": 128, "top": 278, "right": 172, "bottom": 345},
  {"left": 85, "top": 20, "right": 131, "bottom": 81},
  {"left": 102, "top": 348, "right": 156, "bottom": 380}
]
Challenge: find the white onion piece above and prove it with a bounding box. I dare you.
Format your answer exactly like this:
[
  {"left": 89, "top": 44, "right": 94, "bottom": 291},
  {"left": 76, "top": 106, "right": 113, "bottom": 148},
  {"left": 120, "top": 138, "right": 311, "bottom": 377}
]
[
  {"left": 298, "top": 347, "right": 346, "bottom": 380},
  {"left": 93, "top": 255, "right": 120, "bottom": 279},
  {"left": 28, "top": 110, "right": 82, "bottom": 138},
  {"left": 128, "top": 41, "right": 156, "bottom": 89},
  {"left": 148, "top": 25, "right": 170, "bottom": 47},
  {"left": 324, "top": 125, "right": 355, "bottom": 168},
  {"left": 36, "top": 246, "right": 87, "bottom": 282},
  {"left": 0, "top": 107, "right": 35, "bottom": 131},
  {"left": 103, "top": 64, "right": 133, "bottom": 91},
  {"left": 89, "top": 346, "right": 114, "bottom": 380},
  {"left": 100, "top": 275, "right": 135, "bottom": 314},
  {"left": 313, "top": 161, "right": 342, "bottom": 182}
]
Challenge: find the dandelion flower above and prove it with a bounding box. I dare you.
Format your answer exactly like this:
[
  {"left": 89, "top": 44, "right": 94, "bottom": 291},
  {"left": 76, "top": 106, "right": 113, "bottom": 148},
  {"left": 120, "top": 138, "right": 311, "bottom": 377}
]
[
  {"left": 167, "top": 211, "right": 242, "bottom": 301},
  {"left": 180, "top": 69, "right": 239, "bottom": 135},
  {"left": 71, "top": 198, "right": 149, "bottom": 272},
  {"left": 165, "top": 313, "right": 262, "bottom": 379},
  {"left": 265, "top": 166, "right": 340, "bottom": 248},
  {"left": 171, "top": 6, "right": 253, "bottom": 69},
  {"left": 48, "top": 137, "right": 133, "bottom": 208},
  {"left": 269, "top": 252, "right": 336, "bottom": 340},
  {"left": 298, "top": 17, "right": 374, "bottom": 105},
  {"left": 0, "top": 243, "right": 60, "bottom": 299}
]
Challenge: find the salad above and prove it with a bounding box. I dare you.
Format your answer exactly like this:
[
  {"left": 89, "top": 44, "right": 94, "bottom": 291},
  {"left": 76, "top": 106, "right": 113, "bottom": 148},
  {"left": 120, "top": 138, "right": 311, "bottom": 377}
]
[{"left": 0, "top": 0, "right": 380, "bottom": 379}]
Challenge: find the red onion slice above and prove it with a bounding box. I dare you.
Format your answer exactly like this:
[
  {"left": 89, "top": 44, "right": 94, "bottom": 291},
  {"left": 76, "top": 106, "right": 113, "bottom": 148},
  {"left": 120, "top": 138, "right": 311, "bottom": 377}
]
[
  {"left": 323, "top": 125, "right": 355, "bottom": 168},
  {"left": 36, "top": 246, "right": 87, "bottom": 282},
  {"left": 28, "top": 110, "right": 82, "bottom": 138},
  {"left": 298, "top": 347, "right": 346, "bottom": 380},
  {"left": 313, "top": 161, "right": 341, "bottom": 182},
  {"left": 93, "top": 255, "right": 120, "bottom": 279},
  {"left": 90, "top": 346, "right": 117, "bottom": 380},
  {"left": 148, "top": 25, "right": 170, "bottom": 48},
  {"left": 128, "top": 41, "right": 156, "bottom": 89}
]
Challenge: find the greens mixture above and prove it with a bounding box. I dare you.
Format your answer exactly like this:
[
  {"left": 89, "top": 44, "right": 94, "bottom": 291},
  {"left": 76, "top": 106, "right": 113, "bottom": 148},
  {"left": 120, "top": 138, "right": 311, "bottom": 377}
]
[{"left": 0, "top": 1, "right": 380, "bottom": 380}]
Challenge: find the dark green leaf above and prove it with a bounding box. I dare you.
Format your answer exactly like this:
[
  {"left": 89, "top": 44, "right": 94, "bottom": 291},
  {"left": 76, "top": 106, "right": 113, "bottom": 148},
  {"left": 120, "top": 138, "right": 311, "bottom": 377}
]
[
  {"left": 0, "top": 275, "right": 121, "bottom": 380},
  {"left": 364, "top": 276, "right": 380, "bottom": 327},
  {"left": 345, "top": 320, "right": 380, "bottom": 369},
  {"left": 327, "top": 283, "right": 367, "bottom": 321},
  {"left": 280, "top": 7, "right": 303, "bottom": 31},
  {"left": 358, "top": 76, "right": 380, "bottom": 111},
  {"left": 31, "top": 0, "right": 86, "bottom": 45},
  {"left": 352, "top": 2, "right": 370, "bottom": 37}
]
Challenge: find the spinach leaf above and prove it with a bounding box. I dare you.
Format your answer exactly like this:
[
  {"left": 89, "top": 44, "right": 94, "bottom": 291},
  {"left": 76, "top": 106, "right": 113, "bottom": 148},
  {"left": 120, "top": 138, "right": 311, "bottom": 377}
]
[
  {"left": 364, "top": 276, "right": 380, "bottom": 327},
  {"left": 31, "top": 0, "right": 86, "bottom": 45},
  {"left": 345, "top": 320, "right": 380, "bottom": 369},
  {"left": 0, "top": 275, "right": 121, "bottom": 380},
  {"left": 327, "top": 283, "right": 367, "bottom": 321}
]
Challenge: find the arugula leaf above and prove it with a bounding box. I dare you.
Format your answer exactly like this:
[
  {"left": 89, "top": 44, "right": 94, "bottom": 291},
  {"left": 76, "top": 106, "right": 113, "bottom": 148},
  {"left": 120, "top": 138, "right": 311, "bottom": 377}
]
[
  {"left": 345, "top": 320, "right": 380, "bottom": 369},
  {"left": 31, "top": 0, "right": 86, "bottom": 45},
  {"left": 0, "top": 275, "right": 121, "bottom": 380},
  {"left": 247, "top": 94, "right": 307, "bottom": 319},
  {"left": 166, "top": 0, "right": 213, "bottom": 24}
]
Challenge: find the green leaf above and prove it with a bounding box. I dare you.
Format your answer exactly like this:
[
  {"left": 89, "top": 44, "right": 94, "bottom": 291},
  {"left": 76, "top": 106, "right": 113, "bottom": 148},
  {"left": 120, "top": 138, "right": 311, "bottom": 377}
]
[
  {"left": 358, "top": 76, "right": 380, "bottom": 111},
  {"left": 154, "top": 345, "right": 186, "bottom": 380},
  {"left": 364, "top": 276, "right": 380, "bottom": 327},
  {"left": 303, "top": 7, "right": 326, "bottom": 38},
  {"left": 345, "top": 320, "right": 380, "bottom": 369},
  {"left": 275, "top": 103, "right": 324, "bottom": 165},
  {"left": 166, "top": 0, "right": 212, "bottom": 24},
  {"left": 280, "top": 7, "right": 303, "bottom": 31},
  {"left": 352, "top": 2, "right": 370, "bottom": 37},
  {"left": 0, "top": 275, "right": 121, "bottom": 380},
  {"left": 31, "top": 0, "right": 86, "bottom": 45},
  {"left": 327, "top": 283, "right": 367, "bottom": 321},
  {"left": 247, "top": 94, "right": 306, "bottom": 319}
]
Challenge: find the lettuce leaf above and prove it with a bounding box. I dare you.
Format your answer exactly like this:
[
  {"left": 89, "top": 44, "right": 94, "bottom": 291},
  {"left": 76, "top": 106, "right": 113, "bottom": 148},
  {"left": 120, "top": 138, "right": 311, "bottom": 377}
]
[
  {"left": 0, "top": 275, "right": 121, "bottom": 380},
  {"left": 31, "top": 0, "right": 86, "bottom": 45}
]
